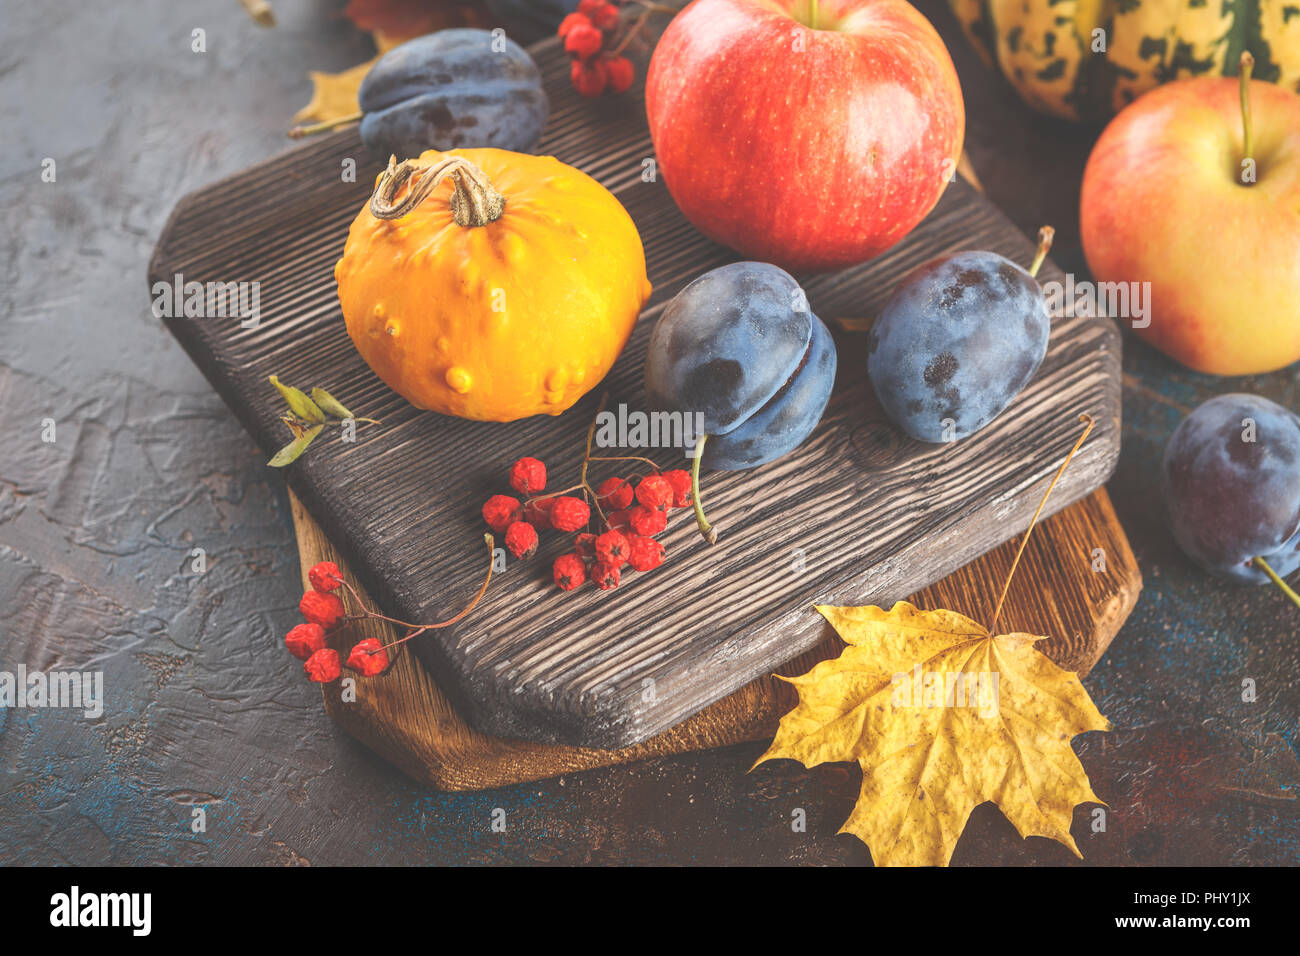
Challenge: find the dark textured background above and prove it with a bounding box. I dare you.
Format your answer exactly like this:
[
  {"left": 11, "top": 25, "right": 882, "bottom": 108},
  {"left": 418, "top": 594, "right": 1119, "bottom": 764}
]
[{"left": 0, "top": 0, "right": 1295, "bottom": 865}]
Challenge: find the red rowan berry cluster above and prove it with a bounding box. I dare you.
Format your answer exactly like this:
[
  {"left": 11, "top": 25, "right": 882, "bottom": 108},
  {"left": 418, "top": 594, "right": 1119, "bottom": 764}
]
[
  {"left": 284, "top": 542, "right": 495, "bottom": 683},
  {"left": 481, "top": 443, "right": 693, "bottom": 592},
  {"left": 558, "top": 0, "right": 669, "bottom": 97}
]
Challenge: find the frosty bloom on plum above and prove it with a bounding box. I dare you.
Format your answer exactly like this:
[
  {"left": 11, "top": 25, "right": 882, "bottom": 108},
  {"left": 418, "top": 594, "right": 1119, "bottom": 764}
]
[
  {"left": 868, "top": 228, "right": 1054, "bottom": 443},
  {"left": 1162, "top": 393, "right": 1300, "bottom": 601}
]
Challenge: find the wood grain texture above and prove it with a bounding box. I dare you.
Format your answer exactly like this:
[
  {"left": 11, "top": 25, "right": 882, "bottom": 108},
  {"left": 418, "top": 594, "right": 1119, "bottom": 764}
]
[
  {"left": 150, "top": 33, "right": 1122, "bottom": 749},
  {"left": 295, "top": 487, "right": 1140, "bottom": 790}
]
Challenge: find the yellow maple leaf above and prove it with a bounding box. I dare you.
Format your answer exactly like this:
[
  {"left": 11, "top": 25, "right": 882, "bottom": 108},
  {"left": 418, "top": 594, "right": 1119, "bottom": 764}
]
[
  {"left": 755, "top": 601, "right": 1110, "bottom": 866},
  {"left": 292, "top": 58, "right": 377, "bottom": 127}
]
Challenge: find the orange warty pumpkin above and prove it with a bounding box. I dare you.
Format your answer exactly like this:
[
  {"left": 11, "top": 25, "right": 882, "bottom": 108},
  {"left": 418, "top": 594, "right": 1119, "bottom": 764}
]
[{"left": 335, "top": 148, "right": 652, "bottom": 422}]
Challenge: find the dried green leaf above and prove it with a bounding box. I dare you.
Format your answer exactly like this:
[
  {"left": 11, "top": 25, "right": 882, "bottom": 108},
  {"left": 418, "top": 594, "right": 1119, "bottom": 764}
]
[
  {"left": 268, "top": 424, "right": 323, "bottom": 467},
  {"left": 310, "top": 386, "right": 354, "bottom": 420},
  {"left": 269, "top": 375, "right": 325, "bottom": 423}
]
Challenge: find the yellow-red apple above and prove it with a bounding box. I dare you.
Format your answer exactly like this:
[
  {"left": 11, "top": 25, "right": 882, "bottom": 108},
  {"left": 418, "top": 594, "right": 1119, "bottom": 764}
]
[{"left": 1080, "top": 58, "right": 1300, "bottom": 376}]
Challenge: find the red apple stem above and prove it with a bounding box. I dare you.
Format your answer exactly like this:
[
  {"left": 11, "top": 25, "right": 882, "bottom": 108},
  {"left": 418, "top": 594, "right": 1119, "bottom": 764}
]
[
  {"left": 1252, "top": 557, "right": 1300, "bottom": 611},
  {"left": 1239, "top": 51, "right": 1255, "bottom": 178},
  {"left": 1028, "top": 226, "right": 1055, "bottom": 279},
  {"left": 690, "top": 433, "right": 718, "bottom": 545}
]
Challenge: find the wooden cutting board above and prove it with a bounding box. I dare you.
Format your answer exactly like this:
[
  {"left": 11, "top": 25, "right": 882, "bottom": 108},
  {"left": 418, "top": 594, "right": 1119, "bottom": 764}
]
[
  {"left": 294, "top": 487, "right": 1139, "bottom": 790},
  {"left": 149, "top": 33, "right": 1122, "bottom": 749}
]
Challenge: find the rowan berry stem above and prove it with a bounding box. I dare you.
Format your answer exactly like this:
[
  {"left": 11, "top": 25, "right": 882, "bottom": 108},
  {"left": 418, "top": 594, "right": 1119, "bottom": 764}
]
[
  {"left": 613, "top": 6, "right": 654, "bottom": 54},
  {"left": 1251, "top": 556, "right": 1300, "bottom": 610},
  {"left": 690, "top": 433, "right": 718, "bottom": 545},
  {"left": 327, "top": 534, "right": 496, "bottom": 649},
  {"left": 589, "top": 454, "right": 662, "bottom": 470},
  {"left": 385, "top": 625, "right": 428, "bottom": 651},
  {"left": 525, "top": 483, "right": 586, "bottom": 502},
  {"left": 334, "top": 576, "right": 422, "bottom": 630}
]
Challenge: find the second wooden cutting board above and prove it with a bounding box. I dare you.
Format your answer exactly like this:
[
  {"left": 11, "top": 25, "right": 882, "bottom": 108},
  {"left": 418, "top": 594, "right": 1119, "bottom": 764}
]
[{"left": 294, "top": 488, "right": 1140, "bottom": 790}]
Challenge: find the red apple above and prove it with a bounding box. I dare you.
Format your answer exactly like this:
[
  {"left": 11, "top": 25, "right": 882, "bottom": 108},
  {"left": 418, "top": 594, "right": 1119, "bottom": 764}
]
[
  {"left": 645, "top": 0, "right": 964, "bottom": 272},
  {"left": 1080, "top": 57, "right": 1300, "bottom": 376}
]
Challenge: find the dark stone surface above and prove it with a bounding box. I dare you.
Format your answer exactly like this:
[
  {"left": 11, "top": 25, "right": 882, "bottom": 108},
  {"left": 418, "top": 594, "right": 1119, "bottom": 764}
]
[{"left": 0, "top": 0, "right": 1295, "bottom": 865}]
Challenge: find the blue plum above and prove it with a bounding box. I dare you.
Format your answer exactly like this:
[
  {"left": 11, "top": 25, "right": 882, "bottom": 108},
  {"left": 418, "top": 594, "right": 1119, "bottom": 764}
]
[
  {"left": 867, "top": 250, "right": 1050, "bottom": 442},
  {"left": 359, "top": 30, "right": 548, "bottom": 159},
  {"left": 644, "top": 262, "right": 838, "bottom": 541},
  {"left": 647, "top": 264, "right": 812, "bottom": 434},
  {"left": 705, "top": 314, "right": 837, "bottom": 470},
  {"left": 1162, "top": 393, "right": 1300, "bottom": 584}
]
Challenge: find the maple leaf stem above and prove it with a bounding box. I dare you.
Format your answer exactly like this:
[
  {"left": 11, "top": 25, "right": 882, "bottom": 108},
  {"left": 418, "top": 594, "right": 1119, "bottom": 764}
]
[
  {"left": 1251, "top": 556, "right": 1300, "bottom": 610},
  {"left": 989, "top": 413, "right": 1094, "bottom": 634}
]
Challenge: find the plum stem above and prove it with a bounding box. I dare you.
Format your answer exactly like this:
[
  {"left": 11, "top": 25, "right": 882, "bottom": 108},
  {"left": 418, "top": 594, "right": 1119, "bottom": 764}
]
[
  {"left": 832, "top": 316, "right": 874, "bottom": 333},
  {"left": 690, "top": 433, "right": 718, "bottom": 545},
  {"left": 1027, "top": 226, "right": 1055, "bottom": 278},
  {"left": 988, "top": 413, "right": 1093, "bottom": 634},
  {"left": 1251, "top": 557, "right": 1300, "bottom": 610},
  {"left": 288, "top": 111, "right": 362, "bottom": 139},
  {"left": 1239, "top": 51, "right": 1255, "bottom": 177}
]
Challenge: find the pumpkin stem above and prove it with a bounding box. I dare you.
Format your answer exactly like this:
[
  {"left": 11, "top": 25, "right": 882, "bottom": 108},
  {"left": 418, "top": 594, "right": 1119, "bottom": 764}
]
[{"left": 369, "top": 154, "right": 505, "bottom": 227}]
